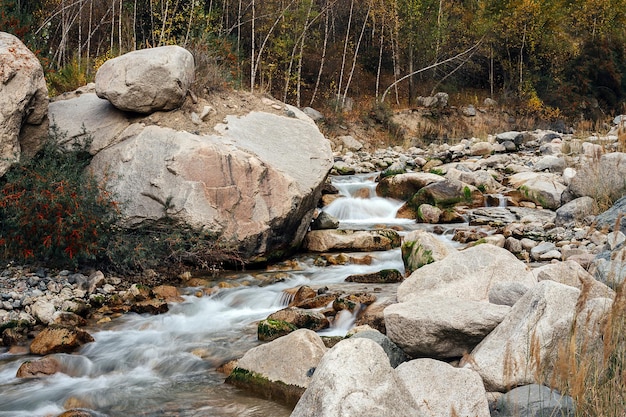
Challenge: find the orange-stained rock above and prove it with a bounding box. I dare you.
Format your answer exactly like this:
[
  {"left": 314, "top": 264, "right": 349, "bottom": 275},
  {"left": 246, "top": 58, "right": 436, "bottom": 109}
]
[{"left": 30, "top": 326, "right": 94, "bottom": 355}]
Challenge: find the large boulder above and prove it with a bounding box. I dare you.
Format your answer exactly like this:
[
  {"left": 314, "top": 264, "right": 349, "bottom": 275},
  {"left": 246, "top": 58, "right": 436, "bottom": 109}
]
[
  {"left": 555, "top": 196, "right": 596, "bottom": 227},
  {"left": 48, "top": 91, "right": 131, "bottom": 154},
  {"left": 508, "top": 172, "right": 566, "bottom": 209},
  {"left": 290, "top": 338, "right": 422, "bottom": 417},
  {"left": 226, "top": 329, "right": 327, "bottom": 406},
  {"left": 385, "top": 297, "right": 510, "bottom": 358},
  {"left": 0, "top": 32, "right": 48, "bottom": 177},
  {"left": 595, "top": 195, "right": 626, "bottom": 233},
  {"left": 89, "top": 110, "right": 333, "bottom": 262},
  {"left": 445, "top": 166, "right": 502, "bottom": 193},
  {"left": 462, "top": 281, "right": 583, "bottom": 392},
  {"left": 95, "top": 45, "right": 194, "bottom": 113},
  {"left": 397, "top": 244, "right": 536, "bottom": 303},
  {"left": 408, "top": 178, "right": 484, "bottom": 210},
  {"left": 396, "top": 359, "right": 490, "bottom": 417}
]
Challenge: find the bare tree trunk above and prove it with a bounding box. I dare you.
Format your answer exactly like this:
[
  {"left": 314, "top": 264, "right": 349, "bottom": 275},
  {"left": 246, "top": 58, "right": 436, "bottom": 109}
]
[
  {"left": 87, "top": 0, "right": 92, "bottom": 63},
  {"left": 284, "top": 0, "right": 313, "bottom": 104},
  {"left": 159, "top": 0, "right": 170, "bottom": 46},
  {"left": 310, "top": 1, "right": 330, "bottom": 106},
  {"left": 184, "top": 0, "right": 196, "bottom": 46},
  {"left": 150, "top": 0, "right": 155, "bottom": 46},
  {"left": 375, "top": 13, "right": 385, "bottom": 99},
  {"left": 250, "top": 0, "right": 255, "bottom": 91},
  {"left": 110, "top": 0, "right": 115, "bottom": 52},
  {"left": 408, "top": 44, "right": 414, "bottom": 105},
  {"left": 118, "top": 0, "right": 122, "bottom": 53},
  {"left": 337, "top": 0, "right": 354, "bottom": 109},
  {"left": 78, "top": 0, "right": 82, "bottom": 67},
  {"left": 251, "top": 0, "right": 296, "bottom": 93},
  {"left": 519, "top": 23, "right": 526, "bottom": 95},
  {"left": 133, "top": 0, "right": 137, "bottom": 50},
  {"left": 490, "top": 44, "right": 494, "bottom": 98},
  {"left": 343, "top": 2, "right": 371, "bottom": 104}
]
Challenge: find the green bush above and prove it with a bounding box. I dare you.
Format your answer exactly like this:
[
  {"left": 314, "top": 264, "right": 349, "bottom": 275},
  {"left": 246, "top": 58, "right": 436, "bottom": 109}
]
[{"left": 0, "top": 134, "right": 118, "bottom": 268}]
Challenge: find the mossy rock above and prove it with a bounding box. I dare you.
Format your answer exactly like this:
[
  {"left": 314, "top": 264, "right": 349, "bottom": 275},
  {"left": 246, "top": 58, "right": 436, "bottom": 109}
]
[
  {"left": 345, "top": 269, "right": 404, "bottom": 283},
  {"left": 225, "top": 367, "right": 305, "bottom": 407},
  {"left": 257, "top": 319, "right": 298, "bottom": 341}
]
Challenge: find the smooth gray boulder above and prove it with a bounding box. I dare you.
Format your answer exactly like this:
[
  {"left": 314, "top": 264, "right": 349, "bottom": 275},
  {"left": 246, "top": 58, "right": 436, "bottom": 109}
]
[
  {"left": 555, "top": 196, "right": 596, "bottom": 227},
  {"left": 290, "top": 338, "right": 422, "bottom": 417},
  {"left": 397, "top": 359, "right": 490, "bottom": 417},
  {"left": 493, "top": 384, "right": 575, "bottom": 417},
  {"left": 89, "top": 111, "right": 333, "bottom": 262},
  {"left": 595, "top": 195, "right": 626, "bottom": 233},
  {"left": 49, "top": 92, "right": 131, "bottom": 154},
  {"left": 0, "top": 32, "right": 48, "bottom": 177},
  {"left": 385, "top": 297, "right": 510, "bottom": 358},
  {"left": 397, "top": 244, "right": 536, "bottom": 303},
  {"left": 533, "top": 155, "right": 565, "bottom": 173},
  {"left": 95, "top": 45, "right": 194, "bottom": 113},
  {"left": 227, "top": 329, "right": 326, "bottom": 405},
  {"left": 488, "top": 281, "right": 533, "bottom": 306},
  {"left": 463, "top": 281, "right": 581, "bottom": 392}
]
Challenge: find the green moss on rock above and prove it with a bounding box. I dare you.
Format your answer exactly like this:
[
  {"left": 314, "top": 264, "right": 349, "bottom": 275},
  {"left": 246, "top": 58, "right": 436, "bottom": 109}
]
[{"left": 257, "top": 319, "right": 298, "bottom": 341}]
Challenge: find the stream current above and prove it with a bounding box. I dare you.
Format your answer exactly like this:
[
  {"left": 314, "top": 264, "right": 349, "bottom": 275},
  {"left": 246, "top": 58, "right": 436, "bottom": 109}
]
[{"left": 0, "top": 173, "right": 455, "bottom": 416}]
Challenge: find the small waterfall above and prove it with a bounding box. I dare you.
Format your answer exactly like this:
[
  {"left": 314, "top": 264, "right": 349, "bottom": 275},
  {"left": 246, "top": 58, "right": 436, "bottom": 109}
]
[
  {"left": 324, "top": 174, "right": 413, "bottom": 228},
  {"left": 485, "top": 193, "right": 508, "bottom": 208}
]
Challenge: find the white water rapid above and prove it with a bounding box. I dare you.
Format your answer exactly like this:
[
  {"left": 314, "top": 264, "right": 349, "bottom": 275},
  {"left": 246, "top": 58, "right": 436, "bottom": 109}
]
[{"left": 0, "top": 174, "right": 411, "bottom": 417}]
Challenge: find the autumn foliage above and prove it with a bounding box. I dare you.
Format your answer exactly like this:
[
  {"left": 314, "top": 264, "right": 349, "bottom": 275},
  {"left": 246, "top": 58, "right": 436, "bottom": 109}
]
[{"left": 0, "top": 136, "right": 118, "bottom": 268}]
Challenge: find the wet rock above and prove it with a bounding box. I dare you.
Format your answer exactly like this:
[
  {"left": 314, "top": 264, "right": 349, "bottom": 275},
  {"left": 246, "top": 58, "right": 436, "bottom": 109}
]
[
  {"left": 267, "top": 307, "right": 329, "bottom": 331},
  {"left": 30, "top": 326, "right": 94, "bottom": 355},
  {"left": 290, "top": 286, "right": 317, "bottom": 305},
  {"left": 401, "top": 230, "right": 457, "bottom": 274},
  {"left": 376, "top": 172, "right": 444, "bottom": 200},
  {"left": 16, "top": 355, "right": 62, "bottom": 378},
  {"left": 354, "top": 302, "right": 390, "bottom": 334},
  {"left": 290, "top": 338, "right": 421, "bottom": 417},
  {"left": 302, "top": 229, "right": 401, "bottom": 252},
  {"left": 345, "top": 269, "right": 403, "bottom": 283},
  {"left": 385, "top": 297, "right": 510, "bottom": 358},
  {"left": 408, "top": 178, "right": 483, "bottom": 210},
  {"left": 52, "top": 312, "right": 87, "bottom": 327},
  {"left": 257, "top": 319, "right": 298, "bottom": 341},
  {"left": 332, "top": 293, "right": 376, "bottom": 312},
  {"left": 493, "top": 384, "right": 575, "bottom": 417},
  {"left": 129, "top": 299, "right": 169, "bottom": 315},
  {"left": 397, "top": 359, "right": 490, "bottom": 417},
  {"left": 291, "top": 293, "right": 338, "bottom": 309},
  {"left": 311, "top": 211, "right": 339, "bottom": 230},
  {"left": 415, "top": 203, "right": 442, "bottom": 223},
  {"left": 152, "top": 285, "right": 184, "bottom": 303},
  {"left": 228, "top": 329, "right": 327, "bottom": 406}
]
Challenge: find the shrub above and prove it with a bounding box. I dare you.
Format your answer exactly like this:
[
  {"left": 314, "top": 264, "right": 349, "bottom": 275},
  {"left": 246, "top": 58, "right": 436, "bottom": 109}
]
[{"left": 0, "top": 133, "right": 118, "bottom": 268}]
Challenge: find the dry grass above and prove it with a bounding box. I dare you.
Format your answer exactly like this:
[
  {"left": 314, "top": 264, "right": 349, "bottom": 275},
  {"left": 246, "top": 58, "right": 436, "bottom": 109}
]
[{"left": 547, "top": 220, "right": 626, "bottom": 416}]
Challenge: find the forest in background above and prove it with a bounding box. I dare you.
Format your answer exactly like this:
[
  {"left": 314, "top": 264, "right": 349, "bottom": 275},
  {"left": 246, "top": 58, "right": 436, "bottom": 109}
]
[{"left": 2, "top": 0, "right": 626, "bottom": 123}]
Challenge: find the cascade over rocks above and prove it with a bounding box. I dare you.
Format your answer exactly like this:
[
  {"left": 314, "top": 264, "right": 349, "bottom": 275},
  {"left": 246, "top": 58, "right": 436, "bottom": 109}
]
[
  {"left": 0, "top": 32, "right": 49, "bottom": 177},
  {"left": 95, "top": 45, "right": 195, "bottom": 113}
]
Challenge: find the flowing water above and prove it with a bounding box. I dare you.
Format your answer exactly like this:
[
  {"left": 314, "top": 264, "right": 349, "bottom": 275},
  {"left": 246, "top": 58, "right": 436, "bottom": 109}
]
[{"left": 0, "top": 174, "right": 417, "bottom": 417}]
